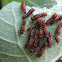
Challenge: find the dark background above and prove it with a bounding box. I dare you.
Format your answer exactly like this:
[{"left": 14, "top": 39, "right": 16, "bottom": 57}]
[{"left": 0, "top": 0, "right": 2, "bottom": 9}]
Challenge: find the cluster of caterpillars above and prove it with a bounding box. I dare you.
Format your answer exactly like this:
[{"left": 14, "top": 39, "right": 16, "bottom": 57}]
[{"left": 20, "top": 1, "right": 62, "bottom": 57}]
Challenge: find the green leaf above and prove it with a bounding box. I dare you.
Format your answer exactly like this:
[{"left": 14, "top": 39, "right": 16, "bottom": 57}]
[
  {"left": 28, "top": 0, "right": 57, "bottom": 8},
  {"left": 0, "top": 1, "right": 62, "bottom": 62},
  {"left": 2, "top": 0, "right": 33, "bottom": 7}
]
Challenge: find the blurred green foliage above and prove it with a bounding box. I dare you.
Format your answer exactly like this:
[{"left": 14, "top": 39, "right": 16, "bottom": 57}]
[
  {"left": 56, "top": 59, "right": 62, "bottom": 62},
  {"left": 2, "top": 0, "right": 33, "bottom": 7}
]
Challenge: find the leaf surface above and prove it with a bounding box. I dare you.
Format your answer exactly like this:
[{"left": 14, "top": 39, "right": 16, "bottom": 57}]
[
  {"left": 0, "top": 1, "right": 62, "bottom": 62},
  {"left": 28, "top": 0, "right": 57, "bottom": 8}
]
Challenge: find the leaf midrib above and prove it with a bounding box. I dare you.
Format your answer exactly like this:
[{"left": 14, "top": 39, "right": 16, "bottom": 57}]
[{"left": 11, "top": 2, "right": 32, "bottom": 62}]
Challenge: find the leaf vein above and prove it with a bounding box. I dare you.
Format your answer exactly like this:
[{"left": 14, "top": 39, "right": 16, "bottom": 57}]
[
  {"left": 0, "top": 18, "right": 14, "bottom": 27},
  {"left": 0, "top": 37, "right": 17, "bottom": 44},
  {"left": 11, "top": 2, "right": 32, "bottom": 62},
  {"left": 0, "top": 52, "right": 25, "bottom": 57}
]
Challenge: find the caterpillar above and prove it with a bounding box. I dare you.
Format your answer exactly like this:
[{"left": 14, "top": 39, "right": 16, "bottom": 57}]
[
  {"left": 33, "top": 30, "right": 39, "bottom": 47},
  {"left": 21, "top": 1, "right": 26, "bottom": 14},
  {"left": 31, "top": 13, "right": 47, "bottom": 20},
  {"left": 56, "top": 22, "right": 62, "bottom": 33},
  {"left": 30, "top": 41, "right": 42, "bottom": 54},
  {"left": 47, "top": 32, "right": 52, "bottom": 47},
  {"left": 55, "top": 31, "right": 60, "bottom": 43},
  {"left": 20, "top": 20, "right": 26, "bottom": 34},
  {"left": 22, "top": 8, "right": 35, "bottom": 19},
  {"left": 51, "top": 15, "right": 62, "bottom": 24},
  {"left": 36, "top": 42, "right": 47, "bottom": 57},
  {"left": 28, "top": 18, "right": 44, "bottom": 31},
  {"left": 46, "top": 13, "right": 58, "bottom": 25},
  {"left": 25, "top": 31, "right": 34, "bottom": 48},
  {"left": 43, "top": 21, "right": 48, "bottom": 38},
  {"left": 39, "top": 26, "right": 43, "bottom": 38}
]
